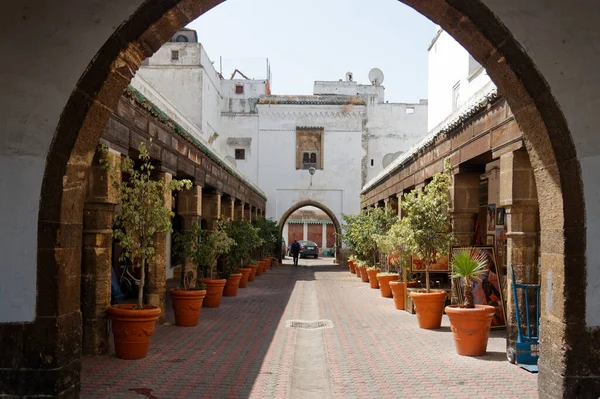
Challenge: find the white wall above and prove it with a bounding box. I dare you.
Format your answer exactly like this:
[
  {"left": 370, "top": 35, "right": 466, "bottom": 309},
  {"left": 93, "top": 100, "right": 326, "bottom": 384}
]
[
  {"left": 364, "top": 101, "right": 428, "bottom": 182},
  {"left": 314, "top": 80, "right": 385, "bottom": 102},
  {"left": 256, "top": 104, "right": 365, "bottom": 234},
  {"left": 427, "top": 27, "right": 494, "bottom": 130},
  {"left": 220, "top": 114, "right": 260, "bottom": 183}
]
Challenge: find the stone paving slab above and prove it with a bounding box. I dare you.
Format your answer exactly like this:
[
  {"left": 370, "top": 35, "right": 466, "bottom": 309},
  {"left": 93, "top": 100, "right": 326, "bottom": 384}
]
[{"left": 81, "top": 260, "right": 537, "bottom": 398}]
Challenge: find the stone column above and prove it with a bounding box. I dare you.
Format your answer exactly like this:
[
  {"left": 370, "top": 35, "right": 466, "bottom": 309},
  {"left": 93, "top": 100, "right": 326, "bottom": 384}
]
[
  {"left": 396, "top": 193, "right": 403, "bottom": 219},
  {"left": 303, "top": 222, "right": 308, "bottom": 241},
  {"left": 222, "top": 197, "right": 234, "bottom": 220},
  {"left": 202, "top": 192, "right": 222, "bottom": 231},
  {"left": 81, "top": 149, "right": 120, "bottom": 355},
  {"left": 450, "top": 173, "right": 480, "bottom": 246},
  {"left": 177, "top": 185, "right": 202, "bottom": 286},
  {"left": 255, "top": 206, "right": 259, "bottom": 219},
  {"left": 500, "top": 150, "right": 539, "bottom": 351},
  {"left": 322, "top": 223, "right": 327, "bottom": 249},
  {"left": 245, "top": 204, "right": 252, "bottom": 221},
  {"left": 383, "top": 198, "right": 389, "bottom": 209},
  {"left": 145, "top": 171, "right": 172, "bottom": 324},
  {"left": 235, "top": 201, "right": 244, "bottom": 220}
]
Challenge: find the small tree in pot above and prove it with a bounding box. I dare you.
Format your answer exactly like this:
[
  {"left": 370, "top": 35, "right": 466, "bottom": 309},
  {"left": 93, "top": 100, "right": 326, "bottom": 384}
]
[
  {"left": 401, "top": 160, "right": 456, "bottom": 329},
  {"left": 253, "top": 217, "right": 279, "bottom": 271},
  {"left": 445, "top": 248, "right": 496, "bottom": 355},
  {"left": 104, "top": 142, "right": 191, "bottom": 357},
  {"left": 221, "top": 219, "right": 263, "bottom": 284}
]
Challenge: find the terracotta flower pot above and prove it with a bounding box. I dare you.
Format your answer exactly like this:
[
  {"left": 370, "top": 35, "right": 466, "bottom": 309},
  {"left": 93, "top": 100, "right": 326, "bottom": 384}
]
[
  {"left": 348, "top": 260, "right": 356, "bottom": 274},
  {"left": 169, "top": 288, "right": 207, "bottom": 327},
  {"left": 445, "top": 305, "right": 496, "bottom": 356},
  {"left": 200, "top": 278, "right": 227, "bottom": 307},
  {"left": 377, "top": 274, "right": 399, "bottom": 298},
  {"left": 367, "top": 268, "right": 381, "bottom": 289},
  {"left": 389, "top": 281, "right": 406, "bottom": 310},
  {"left": 355, "top": 265, "right": 362, "bottom": 278},
  {"left": 361, "top": 266, "right": 370, "bottom": 283},
  {"left": 223, "top": 273, "right": 243, "bottom": 296},
  {"left": 107, "top": 304, "right": 161, "bottom": 359},
  {"left": 409, "top": 290, "right": 447, "bottom": 329},
  {"left": 238, "top": 267, "right": 251, "bottom": 288},
  {"left": 247, "top": 264, "right": 258, "bottom": 282},
  {"left": 259, "top": 259, "right": 268, "bottom": 273},
  {"left": 255, "top": 263, "right": 263, "bottom": 276}
]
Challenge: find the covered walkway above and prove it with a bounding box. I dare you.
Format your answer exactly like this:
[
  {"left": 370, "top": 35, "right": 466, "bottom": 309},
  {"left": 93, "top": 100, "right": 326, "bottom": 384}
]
[{"left": 82, "top": 259, "right": 536, "bottom": 398}]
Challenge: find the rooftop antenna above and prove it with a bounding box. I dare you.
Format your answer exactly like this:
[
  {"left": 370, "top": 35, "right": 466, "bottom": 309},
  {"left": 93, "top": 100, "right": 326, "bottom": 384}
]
[{"left": 368, "top": 68, "right": 385, "bottom": 86}]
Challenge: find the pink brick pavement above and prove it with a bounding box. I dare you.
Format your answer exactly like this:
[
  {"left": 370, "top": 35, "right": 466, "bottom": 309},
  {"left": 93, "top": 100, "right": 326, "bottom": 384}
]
[{"left": 81, "top": 260, "right": 537, "bottom": 398}]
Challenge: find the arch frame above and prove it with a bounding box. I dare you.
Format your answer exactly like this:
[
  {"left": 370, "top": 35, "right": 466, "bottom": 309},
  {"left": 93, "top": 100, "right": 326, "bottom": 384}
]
[{"left": 0, "top": 0, "right": 589, "bottom": 397}]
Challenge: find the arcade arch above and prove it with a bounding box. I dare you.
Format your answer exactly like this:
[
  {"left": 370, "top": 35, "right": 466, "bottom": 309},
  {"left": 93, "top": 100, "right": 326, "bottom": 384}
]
[{"left": 0, "top": 1, "right": 597, "bottom": 397}]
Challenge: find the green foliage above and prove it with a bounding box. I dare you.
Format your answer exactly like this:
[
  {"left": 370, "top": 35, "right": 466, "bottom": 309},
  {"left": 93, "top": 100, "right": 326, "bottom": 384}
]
[
  {"left": 173, "top": 224, "right": 236, "bottom": 281},
  {"left": 341, "top": 207, "right": 397, "bottom": 265},
  {"left": 399, "top": 159, "right": 456, "bottom": 292},
  {"left": 450, "top": 248, "right": 488, "bottom": 308},
  {"left": 104, "top": 142, "right": 191, "bottom": 308},
  {"left": 253, "top": 217, "right": 279, "bottom": 258},
  {"left": 220, "top": 219, "right": 264, "bottom": 271}
]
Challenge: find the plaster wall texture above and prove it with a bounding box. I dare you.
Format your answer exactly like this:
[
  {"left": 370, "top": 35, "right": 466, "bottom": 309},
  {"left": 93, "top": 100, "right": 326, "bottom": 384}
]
[
  {"left": 427, "top": 28, "right": 494, "bottom": 130},
  {"left": 221, "top": 80, "right": 267, "bottom": 113},
  {"left": 364, "top": 102, "right": 428, "bottom": 182},
  {"left": 220, "top": 113, "right": 260, "bottom": 183},
  {"left": 0, "top": 0, "right": 599, "bottom": 333},
  {"left": 256, "top": 104, "right": 364, "bottom": 233},
  {"left": 314, "top": 80, "right": 385, "bottom": 102}
]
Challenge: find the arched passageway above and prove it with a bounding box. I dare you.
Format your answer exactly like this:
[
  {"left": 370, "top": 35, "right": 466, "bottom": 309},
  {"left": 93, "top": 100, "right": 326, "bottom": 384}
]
[
  {"left": 278, "top": 200, "right": 343, "bottom": 262},
  {"left": 1, "top": 1, "right": 598, "bottom": 397}
]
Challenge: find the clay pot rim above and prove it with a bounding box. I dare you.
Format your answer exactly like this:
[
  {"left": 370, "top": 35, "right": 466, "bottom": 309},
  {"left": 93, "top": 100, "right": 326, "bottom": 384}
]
[
  {"left": 108, "top": 304, "right": 161, "bottom": 317},
  {"left": 200, "top": 278, "right": 227, "bottom": 284},
  {"left": 227, "top": 273, "right": 243, "bottom": 278},
  {"left": 376, "top": 272, "right": 399, "bottom": 277},
  {"left": 169, "top": 288, "right": 207, "bottom": 295},
  {"left": 409, "top": 290, "right": 447, "bottom": 297},
  {"left": 239, "top": 267, "right": 252, "bottom": 271},
  {"left": 445, "top": 304, "right": 495, "bottom": 313}
]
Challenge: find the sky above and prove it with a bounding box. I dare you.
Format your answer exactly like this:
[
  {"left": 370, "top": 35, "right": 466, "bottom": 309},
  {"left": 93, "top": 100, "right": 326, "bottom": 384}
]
[{"left": 186, "top": 0, "right": 436, "bottom": 103}]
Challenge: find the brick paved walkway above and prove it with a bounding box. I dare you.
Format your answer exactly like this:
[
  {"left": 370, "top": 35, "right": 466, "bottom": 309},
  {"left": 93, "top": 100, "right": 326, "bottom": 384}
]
[{"left": 82, "top": 259, "right": 537, "bottom": 398}]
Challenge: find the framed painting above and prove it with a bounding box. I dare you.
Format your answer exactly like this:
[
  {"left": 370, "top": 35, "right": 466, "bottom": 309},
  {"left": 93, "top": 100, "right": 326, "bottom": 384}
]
[
  {"left": 496, "top": 207, "right": 506, "bottom": 226},
  {"left": 411, "top": 253, "right": 449, "bottom": 272},
  {"left": 450, "top": 246, "right": 506, "bottom": 328},
  {"left": 486, "top": 234, "right": 495, "bottom": 246},
  {"left": 486, "top": 204, "right": 496, "bottom": 233}
]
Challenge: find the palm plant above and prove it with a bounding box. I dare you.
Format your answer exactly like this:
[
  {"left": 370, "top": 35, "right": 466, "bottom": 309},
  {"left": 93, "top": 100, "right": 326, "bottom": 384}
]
[{"left": 450, "top": 248, "right": 488, "bottom": 308}]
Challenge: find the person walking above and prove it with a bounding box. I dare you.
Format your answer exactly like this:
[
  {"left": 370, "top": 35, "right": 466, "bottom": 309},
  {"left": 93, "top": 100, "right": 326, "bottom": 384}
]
[{"left": 290, "top": 240, "right": 301, "bottom": 266}]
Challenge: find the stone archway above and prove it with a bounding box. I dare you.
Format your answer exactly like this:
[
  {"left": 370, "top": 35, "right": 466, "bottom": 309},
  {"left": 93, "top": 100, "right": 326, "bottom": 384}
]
[
  {"left": 277, "top": 200, "right": 343, "bottom": 262},
  {"left": 1, "top": 1, "right": 597, "bottom": 397}
]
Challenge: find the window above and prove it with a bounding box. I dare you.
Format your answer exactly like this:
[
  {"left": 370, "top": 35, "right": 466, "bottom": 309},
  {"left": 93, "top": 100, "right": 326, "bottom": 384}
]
[
  {"left": 302, "top": 151, "right": 318, "bottom": 169},
  {"left": 371, "top": 159, "right": 374, "bottom": 166},
  {"left": 235, "top": 149, "right": 245, "bottom": 160},
  {"left": 405, "top": 107, "right": 415, "bottom": 114},
  {"left": 171, "top": 50, "right": 179, "bottom": 61},
  {"left": 452, "top": 82, "right": 461, "bottom": 111},
  {"left": 468, "top": 54, "right": 483, "bottom": 80},
  {"left": 235, "top": 84, "right": 244, "bottom": 94}
]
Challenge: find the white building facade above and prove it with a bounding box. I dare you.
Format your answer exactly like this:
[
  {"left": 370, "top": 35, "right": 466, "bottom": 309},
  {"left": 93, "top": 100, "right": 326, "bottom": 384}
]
[{"left": 134, "top": 29, "right": 428, "bottom": 229}]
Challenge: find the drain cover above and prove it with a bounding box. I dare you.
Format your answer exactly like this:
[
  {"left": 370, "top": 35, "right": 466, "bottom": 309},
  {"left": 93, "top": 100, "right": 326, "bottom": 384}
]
[{"left": 286, "top": 319, "right": 334, "bottom": 329}]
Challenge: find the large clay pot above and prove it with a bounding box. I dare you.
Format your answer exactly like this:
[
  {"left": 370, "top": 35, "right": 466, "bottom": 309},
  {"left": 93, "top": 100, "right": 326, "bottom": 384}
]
[
  {"left": 239, "top": 267, "right": 251, "bottom": 288},
  {"left": 223, "top": 273, "right": 243, "bottom": 297},
  {"left": 377, "top": 274, "right": 399, "bottom": 298},
  {"left": 259, "top": 259, "right": 268, "bottom": 273},
  {"left": 409, "top": 290, "right": 447, "bottom": 329},
  {"left": 107, "top": 304, "right": 161, "bottom": 359},
  {"left": 348, "top": 260, "right": 356, "bottom": 274},
  {"left": 445, "top": 305, "right": 496, "bottom": 356},
  {"left": 200, "top": 278, "right": 227, "bottom": 307},
  {"left": 360, "top": 266, "right": 370, "bottom": 283},
  {"left": 355, "top": 265, "right": 362, "bottom": 278},
  {"left": 247, "top": 264, "right": 258, "bottom": 282},
  {"left": 367, "top": 268, "right": 381, "bottom": 289},
  {"left": 169, "top": 288, "right": 207, "bottom": 327},
  {"left": 255, "top": 262, "right": 263, "bottom": 276},
  {"left": 389, "top": 281, "right": 406, "bottom": 310}
]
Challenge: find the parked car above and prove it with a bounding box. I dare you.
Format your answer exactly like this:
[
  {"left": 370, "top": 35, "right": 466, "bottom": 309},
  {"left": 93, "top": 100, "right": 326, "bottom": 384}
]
[{"left": 288, "top": 240, "right": 319, "bottom": 259}]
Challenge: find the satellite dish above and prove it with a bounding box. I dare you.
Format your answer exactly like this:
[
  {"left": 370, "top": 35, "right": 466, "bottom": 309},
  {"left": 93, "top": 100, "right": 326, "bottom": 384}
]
[{"left": 369, "top": 68, "right": 384, "bottom": 86}]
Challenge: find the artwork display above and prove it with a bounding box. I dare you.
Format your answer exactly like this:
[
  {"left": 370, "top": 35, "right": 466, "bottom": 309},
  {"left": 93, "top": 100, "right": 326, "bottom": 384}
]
[
  {"left": 487, "top": 204, "right": 496, "bottom": 233},
  {"left": 496, "top": 207, "right": 506, "bottom": 225},
  {"left": 451, "top": 246, "right": 506, "bottom": 328},
  {"left": 486, "top": 235, "right": 495, "bottom": 246},
  {"left": 411, "top": 253, "right": 449, "bottom": 272},
  {"left": 495, "top": 227, "right": 506, "bottom": 269}
]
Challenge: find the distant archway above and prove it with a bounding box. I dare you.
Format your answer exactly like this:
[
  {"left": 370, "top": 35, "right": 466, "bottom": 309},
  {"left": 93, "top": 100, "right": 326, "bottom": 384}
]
[{"left": 278, "top": 200, "right": 342, "bottom": 262}]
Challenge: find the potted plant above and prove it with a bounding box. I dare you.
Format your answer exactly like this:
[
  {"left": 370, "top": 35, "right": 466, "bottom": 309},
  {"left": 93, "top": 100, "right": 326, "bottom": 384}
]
[
  {"left": 196, "top": 226, "right": 236, "bottom": 307},
  {"left": 104, "top": 142, "right": 191, "bottom": 358},
  {"left": 403, "top": 160, "right": 456, "bottom": 329},
  {"left": 253, "top": 217, "right": 279, "bottom": 272},
  {"left": 373, "top": 232, "right": 404, "bottom": 298},
  {"left": 445, "top": 248, "right": 496, "bottom": 356},
  {"left": 347, "top": 255, "right": 357, "bottom": 274},
  {"left": 222, "top": 220, "right": 263, "bottom": 285}
]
